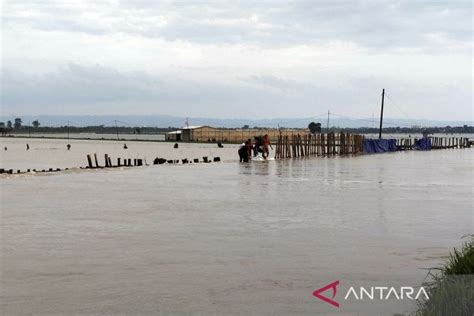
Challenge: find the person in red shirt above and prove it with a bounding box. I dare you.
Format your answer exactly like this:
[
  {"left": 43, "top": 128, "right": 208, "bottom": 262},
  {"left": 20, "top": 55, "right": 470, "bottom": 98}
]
[
  {"left": 262, "top": 134, "right": 273, "bottom": 159},
  {"left": 245, "top": 139, "right": 253, "bottom": 158}
]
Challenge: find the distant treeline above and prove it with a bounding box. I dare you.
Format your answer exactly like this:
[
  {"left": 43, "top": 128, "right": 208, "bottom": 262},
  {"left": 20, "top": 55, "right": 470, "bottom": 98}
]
[
  {"left": 0, "top": 121, "right": 473, "bottom": 136},
  {"left": 219, "top": 125, "right": 474, "bottom": 134},
  {"left": 332, "top": 125, "right": 474, "bottom": 134},
  {"left": 0, "top": 125, "right": 176, "bottom": 136}
]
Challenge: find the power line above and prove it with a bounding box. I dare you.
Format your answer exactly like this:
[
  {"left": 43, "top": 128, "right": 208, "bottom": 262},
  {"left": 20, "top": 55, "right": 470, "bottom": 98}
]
[
  {"left": 182, "top": 113, "right": 329, "bottom": 128},
  {"left": 274, "top": 113, "right": 328, "bottom": 127},
  {"left": 330, "top": 112, "right": 415, "bottom": 128},
  {"left": 384, "top": 93, "right": 413, "bottom": 121}
]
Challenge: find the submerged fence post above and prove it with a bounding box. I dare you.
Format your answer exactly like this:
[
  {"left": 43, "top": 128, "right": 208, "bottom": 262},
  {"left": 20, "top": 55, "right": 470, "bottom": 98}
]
[
  {"left": 94, "top": 153, "right": 99, "bottom": 168},
  {"left": 86, "top": 155, "right": 93, "bottom": 168}
]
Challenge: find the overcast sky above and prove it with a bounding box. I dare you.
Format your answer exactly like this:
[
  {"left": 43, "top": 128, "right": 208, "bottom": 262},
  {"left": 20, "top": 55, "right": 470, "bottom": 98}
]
[{"left": 1, "top": 0, "right": 472, "bottom": 121}]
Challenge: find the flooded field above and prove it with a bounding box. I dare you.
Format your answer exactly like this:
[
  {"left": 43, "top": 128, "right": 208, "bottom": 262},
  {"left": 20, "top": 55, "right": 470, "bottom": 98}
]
[
  {"left": 9, "top": 132, "right": 167, "bottom": 141},
  {"left": 0, "top": 137, "right": 472, "bottom": 315},
  {"left": 0, "top": 137, "right": 240, "bottom": 171}
]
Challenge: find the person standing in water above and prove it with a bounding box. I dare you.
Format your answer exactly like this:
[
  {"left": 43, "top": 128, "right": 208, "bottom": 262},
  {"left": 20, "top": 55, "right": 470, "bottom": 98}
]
[
  {"left": 26, "top": 144, "right": 30, "bottom": 150},
  {"left": 253, "top": 136, "right": 262, "bottom": 157},
  {"left": 245, "top": 138, "right": 253, "bottom": 158},
  {"left": 262, "top": 134, "right": 273, "bottom": 159},
  {"left": 238, "top": 139, "right": 252, "bottom": 162}
]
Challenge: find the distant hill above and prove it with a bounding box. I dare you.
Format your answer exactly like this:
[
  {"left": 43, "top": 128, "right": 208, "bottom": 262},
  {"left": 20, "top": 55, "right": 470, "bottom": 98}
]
[{"left": 0, "top": 115, "right": 472, "bottom": 129}]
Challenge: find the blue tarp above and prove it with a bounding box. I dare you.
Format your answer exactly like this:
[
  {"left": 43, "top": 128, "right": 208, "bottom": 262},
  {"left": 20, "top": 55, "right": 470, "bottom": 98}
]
[
  {"left": 363, "top": 139, "right": 397, "bottom": 153},
  {"left": 414, "top": 137, "right": 432, "bottom": 150}
]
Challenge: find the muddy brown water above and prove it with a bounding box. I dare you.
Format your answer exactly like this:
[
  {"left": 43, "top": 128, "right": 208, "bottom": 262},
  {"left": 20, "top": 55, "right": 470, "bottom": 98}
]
[{"left": 0, "top": 138, "right": 472, "bottom": 315}]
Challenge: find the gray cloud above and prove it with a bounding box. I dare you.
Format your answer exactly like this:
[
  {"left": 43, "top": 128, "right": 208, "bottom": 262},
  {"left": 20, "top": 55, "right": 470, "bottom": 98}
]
[
  {"left": 1, "top": 64, "right": 314, "bottom": 116},
  {"left": 2, "top": 1, "right": 471, "bottom": 50},
  {"left": 2, "top": 63, "right": 470, "bottom": 121},
  {"left": 1, "top": 1, "right": 472, "bottom": 120}
]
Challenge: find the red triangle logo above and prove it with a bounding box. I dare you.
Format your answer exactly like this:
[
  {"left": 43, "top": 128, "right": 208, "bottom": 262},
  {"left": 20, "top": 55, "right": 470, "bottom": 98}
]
[{"left": 313, "top": 280, "right": 340, "bottom": 308}]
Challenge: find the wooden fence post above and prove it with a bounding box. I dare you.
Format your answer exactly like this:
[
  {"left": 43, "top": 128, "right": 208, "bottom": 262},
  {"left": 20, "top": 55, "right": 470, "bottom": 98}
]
[
  {"left": 94, "top": 153, "right": 99, "bottom": 168},
  {"left": 86, "top": 155, "right": 93, "bottom": 168}
]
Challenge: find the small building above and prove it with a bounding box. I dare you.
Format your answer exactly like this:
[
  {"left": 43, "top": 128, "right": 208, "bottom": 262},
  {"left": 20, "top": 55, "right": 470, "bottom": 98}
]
[
  {"left": 165, "top": 130, "right": 182, "bottom": 141},
  {"left": 181, "top": 126, "right": 217, "bottom": 142},
  {"left": 166, "top": 125, "right": 305, "bottom": 143}
]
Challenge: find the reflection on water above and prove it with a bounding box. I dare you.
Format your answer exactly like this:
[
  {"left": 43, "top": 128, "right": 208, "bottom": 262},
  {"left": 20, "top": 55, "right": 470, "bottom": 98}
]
[{"left": 0, "top": 137, "right": 473, "bottom": 315}]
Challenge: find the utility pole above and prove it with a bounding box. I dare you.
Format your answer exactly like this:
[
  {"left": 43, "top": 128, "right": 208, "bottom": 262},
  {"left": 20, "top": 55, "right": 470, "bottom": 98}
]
[
  {"left": 67, "top": 120, "right": 70, "bottom": 139},
  {"left": 378, "top": 89, "right": 385, "bottom": 139},
  {"left": 326, "top": 110, "right": 330, "bottom": 133},
  {"left": 115, "top": 120, "right": 119, "bottom": 140}
]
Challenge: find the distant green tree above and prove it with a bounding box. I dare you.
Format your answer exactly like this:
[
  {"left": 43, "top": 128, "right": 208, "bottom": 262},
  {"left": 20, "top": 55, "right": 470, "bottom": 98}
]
[
  {"left": 0, "top": 122, "right": 4, "bottom": 128},
  {"left": 32, "top": 120, "right": 40, "bottom": 128},
  {"left": 7, "top": 120, "right": 12, "bottom": 129},
  {"left": 14, "top": 118, "right": 22, "bottom": 129},
  {"left": 308, "top": 122, "right": 321, "bottom": 133}
]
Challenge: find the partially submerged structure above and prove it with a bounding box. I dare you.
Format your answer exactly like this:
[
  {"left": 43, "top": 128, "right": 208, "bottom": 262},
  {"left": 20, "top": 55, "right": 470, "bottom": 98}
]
[
  {"left": 274, "top": 133, "right": 471, "bottom": 159},
  {"left": 165, "top": 130, "right": 182, "bottom": 142},
  {"left": 166, "top": 126, "right": 303, "bottom": 143}
]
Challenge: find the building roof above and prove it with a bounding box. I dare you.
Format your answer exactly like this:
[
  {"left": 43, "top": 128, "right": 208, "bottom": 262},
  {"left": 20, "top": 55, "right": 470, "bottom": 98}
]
[
  {"left": 166, "top": 130, "right": 182, "bottom": 135},
  {"left": 180, "top": 125, "right": 211, "bottom": 130}
]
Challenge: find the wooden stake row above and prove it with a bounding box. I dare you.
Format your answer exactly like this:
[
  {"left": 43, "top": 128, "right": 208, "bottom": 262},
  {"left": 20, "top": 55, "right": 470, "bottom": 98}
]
[
  {"left": 396, "top": 137, "right": 471, "bottom": 150},
  {"left": 153, "top": 156, "right": 221, "bottom": 165},
  {"left": 1, "top": 153, "right": 223, "bottom": 176},
  {"left": 274, "top": 133, "right": 365, "bottom": 159},
  {"left": 85, "top": 153, "right": 221, "bottom": 168},
  {"left": 0, "top": 167, "right": 65, "bottom": 175},
  {"left": 86, "top": 154, "right": 144, "bottom": 169},
  {"left": 430, "top": 137, "right": 470, "bottom": 149}
]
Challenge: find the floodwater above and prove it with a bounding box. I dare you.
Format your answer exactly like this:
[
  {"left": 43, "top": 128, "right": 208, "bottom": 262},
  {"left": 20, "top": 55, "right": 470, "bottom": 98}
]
[
  {"left": 9, "top": 133, "right": 166, "bottom": 141},
  {"left": 0, "top": 137, "right": 240, "bottom": 171},
  {"left": 0, "top": 137, "right": 473, "bottom": 315}
]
